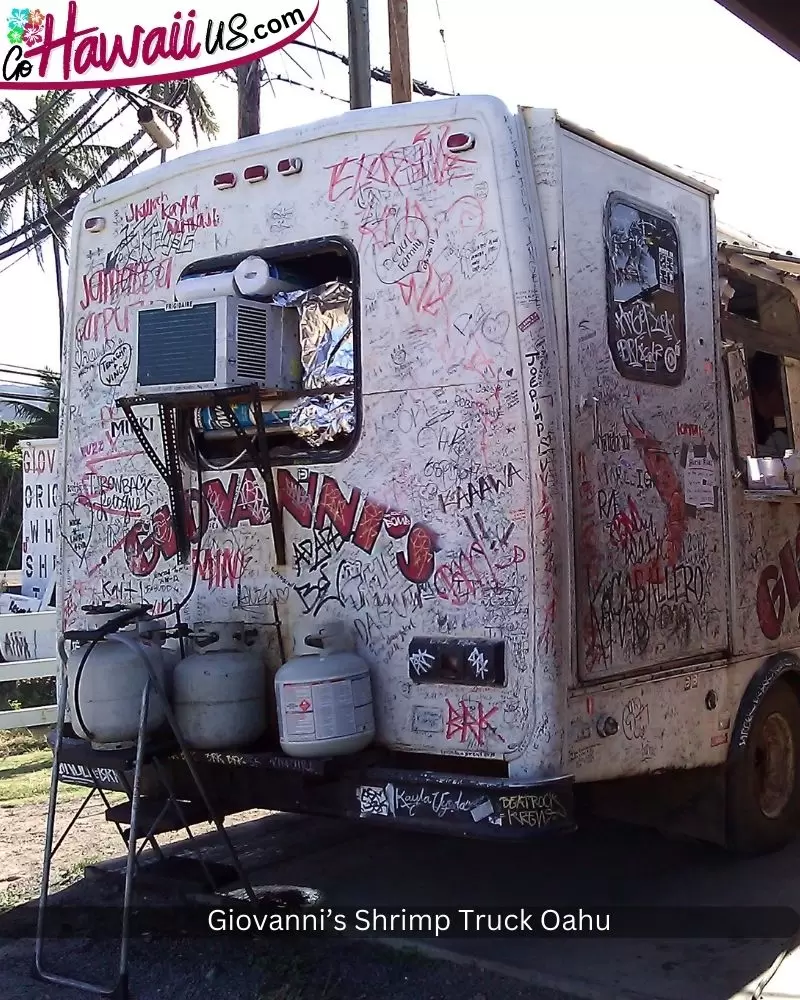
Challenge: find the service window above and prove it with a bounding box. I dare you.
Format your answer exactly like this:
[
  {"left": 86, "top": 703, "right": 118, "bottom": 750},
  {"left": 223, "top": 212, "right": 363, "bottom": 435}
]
[
  {"left": 604, "top": 194, "right": 686, "bottom": 386},
  {"left": 721, "top": 265, "right": 800, "bottom": 495},
  {"left": 175, "top": 240, "right": 360, "bottom": 472}
]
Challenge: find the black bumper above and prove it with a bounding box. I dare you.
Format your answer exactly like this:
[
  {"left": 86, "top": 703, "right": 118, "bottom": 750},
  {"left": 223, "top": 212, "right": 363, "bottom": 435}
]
[
  {"left": 343, "top": 768, "right": 575, "bottom": 838},
  {"left": 178, "top": 749, "right": 575, "bottom": 839},
  {"left": 53, "top": 733, "right": 575, "bottom": 841}
]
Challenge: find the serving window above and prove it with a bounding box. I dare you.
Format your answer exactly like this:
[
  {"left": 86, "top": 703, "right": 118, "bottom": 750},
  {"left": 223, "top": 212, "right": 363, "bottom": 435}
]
[
  {"left": 176, "top": 239, "right": 360, "bottom": 471},
  {"left": 722, "top": 262, "right": 800, "bottom": 496}
]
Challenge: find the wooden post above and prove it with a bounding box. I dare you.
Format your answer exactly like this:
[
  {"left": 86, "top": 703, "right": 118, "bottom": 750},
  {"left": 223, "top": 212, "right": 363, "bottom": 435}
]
[
  {"left": 388, "top": 0, "right": 412, "bottom": 104},
  {"left": 236, "top": 61, "right": 261, "bottom": 138}
]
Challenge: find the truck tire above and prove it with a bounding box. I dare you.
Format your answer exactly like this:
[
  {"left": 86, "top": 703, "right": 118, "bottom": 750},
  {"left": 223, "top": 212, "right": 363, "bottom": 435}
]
[{"left": 727, "top": 679, "right": 800, "bottom": 856}]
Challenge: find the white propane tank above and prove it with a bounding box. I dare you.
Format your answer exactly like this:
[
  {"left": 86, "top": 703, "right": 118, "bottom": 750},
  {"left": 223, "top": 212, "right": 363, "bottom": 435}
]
[
  {"left": 275, "top": 622, "right": 375, "bottom": 758},
  {"left": 65, "top": 606, "right": 168, "bottom": 749},
  {"left": 172, "top": 623, "right": 266, "bottom": 750},
  {"left": 137, "top": 618, "right": 183, "bottom": 699}
]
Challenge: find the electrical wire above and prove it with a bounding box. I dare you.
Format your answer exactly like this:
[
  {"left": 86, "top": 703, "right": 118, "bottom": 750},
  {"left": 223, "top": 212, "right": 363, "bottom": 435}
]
[
  {"left": 0, "top": 249, "right": 35, "bottom": 278},
  {"left": 434, "top": 0, "right": 456, "bottom": 94},
  {"left": 150, "top": 430, "right": 207, "bottom": 623},
  {"left": 0, "top": 362, "right": 48, "bottom": 376},
  {"left": 267, "top": 75, "right": 349, "bottom": 104},
  {"left": 289, "top": 39, "right": 455, "bottom": 97}
]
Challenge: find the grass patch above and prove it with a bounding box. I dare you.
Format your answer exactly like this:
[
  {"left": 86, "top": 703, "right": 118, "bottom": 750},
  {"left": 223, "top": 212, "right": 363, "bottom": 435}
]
[
  {"left": 0, "top": 727, "right": 49, "bottom": 759},
  {"left": 0, "top": 748, "right": 83, "bottom": 805}
]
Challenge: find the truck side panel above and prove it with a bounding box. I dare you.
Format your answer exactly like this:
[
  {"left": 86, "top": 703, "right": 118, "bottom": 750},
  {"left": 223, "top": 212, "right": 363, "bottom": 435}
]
[{"left": 560, "top": 129, "right": 728, "bottom": 681}]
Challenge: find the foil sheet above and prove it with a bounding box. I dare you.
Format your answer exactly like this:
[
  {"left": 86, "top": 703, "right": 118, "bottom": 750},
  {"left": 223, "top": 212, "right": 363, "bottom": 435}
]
[{"left": 274, "top": 281, "right": 355, "bottom": 447}]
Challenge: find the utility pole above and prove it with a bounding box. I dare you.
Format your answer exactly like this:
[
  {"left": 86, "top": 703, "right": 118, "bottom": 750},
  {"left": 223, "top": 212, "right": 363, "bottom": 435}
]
[
  {"left": 236, "top": 61, "right": 261, "bottom": 137},
  {"left": 347, "top": 0, "right": 371, "bottom": 109},
  {"left": 388, "top": 0, "right": 411, "bottom": 104}
]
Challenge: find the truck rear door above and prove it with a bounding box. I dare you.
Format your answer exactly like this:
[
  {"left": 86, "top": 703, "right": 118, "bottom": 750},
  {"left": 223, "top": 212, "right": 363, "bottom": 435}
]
[{"left": 560, "top": 126, "right": 729, "bottom": 681}]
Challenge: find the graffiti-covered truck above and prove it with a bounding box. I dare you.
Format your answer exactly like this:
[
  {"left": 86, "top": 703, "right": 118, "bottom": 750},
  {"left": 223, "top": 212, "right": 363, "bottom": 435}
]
[{"left": 56, "top": 95, "right": 800, "bottom": 853}]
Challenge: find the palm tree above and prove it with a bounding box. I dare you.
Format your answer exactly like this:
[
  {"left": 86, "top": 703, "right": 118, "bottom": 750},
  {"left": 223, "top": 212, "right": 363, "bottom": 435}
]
[
  {"left": 12, "top": 370, "right": 60, "bottom": 439},
  {"left": 0, "top": 91, "right": 121, "bottom": 350},
  {"left": 0, "top": 81, "right": 219, "bottom": 344}
]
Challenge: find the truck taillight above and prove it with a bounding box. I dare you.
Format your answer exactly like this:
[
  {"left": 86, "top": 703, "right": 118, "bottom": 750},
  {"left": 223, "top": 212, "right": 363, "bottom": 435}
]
[
  {"left": 244, "top": 165, "right": 268, "bottom": 183},
  {"left": 213, "top": 172, "right": 237, "bottom": 190},
  {"left": 84, "top": 217, "right": 105, "bottom": 233},
  {"left": 277, "top": 158, "right": 302, "bottom": 176},
  {"left": 446, "top": 132, "right": 475, "bottom": 152}
]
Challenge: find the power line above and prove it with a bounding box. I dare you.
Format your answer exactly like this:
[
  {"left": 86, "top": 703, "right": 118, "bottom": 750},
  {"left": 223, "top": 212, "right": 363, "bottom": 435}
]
[
  {"left": 434, "top": 0, "right": 456, "bottom": 94},
  {"left": 0, "top": 364, "right": 53, "bottom": 378},
  {"left": 289, "top": 39, "right": 456, "bottom": 97},
  {"left": 270, "top": 75, "right": 349, "bottom": 104},
  {"left": 0, "top": 393, "right": 52, "bottom": 405}
]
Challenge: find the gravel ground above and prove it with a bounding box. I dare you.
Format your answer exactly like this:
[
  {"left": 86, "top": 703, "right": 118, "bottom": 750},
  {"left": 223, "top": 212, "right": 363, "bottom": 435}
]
[
  {"left": 0, "top": 784, "right": 577, "bottom": 1000},
  {"left": 0, "top": 876, "right": 576, "bottom": 1000}
]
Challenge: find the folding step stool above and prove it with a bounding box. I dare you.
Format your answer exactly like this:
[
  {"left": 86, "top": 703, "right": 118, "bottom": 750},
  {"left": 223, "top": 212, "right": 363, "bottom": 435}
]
[{"left": 33, "top": 625, "right": 258, "bottom": 1000}]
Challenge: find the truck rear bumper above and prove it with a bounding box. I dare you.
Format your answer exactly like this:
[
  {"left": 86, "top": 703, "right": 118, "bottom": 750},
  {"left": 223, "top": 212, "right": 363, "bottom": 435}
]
[
  {"left": 180, "top": 753, "right": 576, "bottom": 840},
  {"left": 342, "top": 768, "right": 575, "bottom": 838},
  {"left": 53, "top": 732, "right": 575, "bottom": 841}
]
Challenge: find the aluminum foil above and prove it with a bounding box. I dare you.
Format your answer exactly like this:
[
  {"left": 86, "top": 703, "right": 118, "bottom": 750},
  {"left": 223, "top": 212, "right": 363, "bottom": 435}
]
[{"left": 274, "top": 281, "right": 355, "bottom": 447}]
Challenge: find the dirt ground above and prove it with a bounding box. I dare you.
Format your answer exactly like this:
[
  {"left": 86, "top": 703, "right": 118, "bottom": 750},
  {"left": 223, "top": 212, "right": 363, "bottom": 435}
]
[{"left": 0, "top": 794, "right": 267, "bottom": 910}]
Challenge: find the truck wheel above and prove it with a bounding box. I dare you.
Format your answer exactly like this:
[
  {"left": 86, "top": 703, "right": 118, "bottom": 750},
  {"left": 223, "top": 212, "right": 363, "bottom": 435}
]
[{"left": 727, "top": 679, "right": 800, "bottom": 855}]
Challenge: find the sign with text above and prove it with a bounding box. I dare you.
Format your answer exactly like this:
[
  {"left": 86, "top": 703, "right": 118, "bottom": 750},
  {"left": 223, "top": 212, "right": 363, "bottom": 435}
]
[
  {"left": 1, "top": 2, "right": 318, "bottom": 89},
  {"left": 21, "top": 438, "right": 59, "bottom": 601}
]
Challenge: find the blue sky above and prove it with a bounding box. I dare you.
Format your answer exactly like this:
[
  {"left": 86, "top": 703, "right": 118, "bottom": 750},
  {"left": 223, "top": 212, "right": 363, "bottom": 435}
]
[{"left": 2, "top": 0, "right": 799, "bottom": 374}]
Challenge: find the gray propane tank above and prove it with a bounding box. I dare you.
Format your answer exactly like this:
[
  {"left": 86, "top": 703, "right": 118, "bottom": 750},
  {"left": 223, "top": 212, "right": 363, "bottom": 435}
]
[
  {"left": 65, "top": 606, "right": 168, "bottom": 749},
  {"left": 172, "top": 623, "right": 266, "bottom": 750},
  {"left": 275, "top": 622, "right": 375, "bottom": 758}
]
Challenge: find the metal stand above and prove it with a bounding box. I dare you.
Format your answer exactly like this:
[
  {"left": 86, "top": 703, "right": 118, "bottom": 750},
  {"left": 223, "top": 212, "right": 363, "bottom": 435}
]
[
  {"left": 117, "top": 382, "right": 354, "bottom": 569},
  {"left": 34, "top": 625, "right": 257, "bottom": 1000}
]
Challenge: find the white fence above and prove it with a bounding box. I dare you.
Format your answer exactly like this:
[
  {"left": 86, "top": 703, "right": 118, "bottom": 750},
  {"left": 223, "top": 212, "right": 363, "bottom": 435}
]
[{"left": 0, "top": 607, "right": 58, "bottom": 731}]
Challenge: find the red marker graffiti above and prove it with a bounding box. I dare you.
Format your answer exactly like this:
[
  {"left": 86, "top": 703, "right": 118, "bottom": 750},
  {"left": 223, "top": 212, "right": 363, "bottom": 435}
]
[
  {"left": 756, "top": 524, "right": 800, "bottom": 640},
  {"left": 623, "top": 412, "right": 687, "bottom": 587}
]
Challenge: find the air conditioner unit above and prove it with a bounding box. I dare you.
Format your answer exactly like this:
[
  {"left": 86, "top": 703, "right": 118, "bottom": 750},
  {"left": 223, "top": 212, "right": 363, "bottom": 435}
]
[{"left": 134, "top": 296, "right": 302, "bottom": 396}]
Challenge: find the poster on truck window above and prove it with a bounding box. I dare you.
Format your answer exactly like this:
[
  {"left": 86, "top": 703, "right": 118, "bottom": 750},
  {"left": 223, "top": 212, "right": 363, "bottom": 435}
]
[{"left": 20, "top": 439, "right": 59, "bottom": 603}]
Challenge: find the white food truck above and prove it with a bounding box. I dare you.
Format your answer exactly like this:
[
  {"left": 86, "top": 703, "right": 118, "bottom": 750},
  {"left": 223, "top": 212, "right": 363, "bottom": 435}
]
[{"left": 54, "top": 94, "right": 800, "bottom": 856}]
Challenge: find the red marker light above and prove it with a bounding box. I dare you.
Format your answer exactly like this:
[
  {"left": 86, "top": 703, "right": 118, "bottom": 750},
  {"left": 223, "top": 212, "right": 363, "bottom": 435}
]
[
  {"left": 446, "top": 132, "right": 475, "bottom": 153},
  {"left": 277, "top": 157, "right": 302, "bottom": 176},
  {"left": 213, "top": 172, "right": 237, "bottom": 190},
  {"left": 243, "top": 165, "right": 268, "bottom": 183},
  {"left": 84, "top": 217, "right": 106, "bottom": 233}
]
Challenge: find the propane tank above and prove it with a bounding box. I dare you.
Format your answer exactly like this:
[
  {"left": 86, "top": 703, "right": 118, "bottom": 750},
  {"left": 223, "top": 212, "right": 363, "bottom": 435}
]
[
  {"left": 65, "top": 606, "right": 168, "bottom": 749},
  {"left": 172, "top": 622, "right": 266, "bottom": 750},
  {"left": 275, "top": 622, "right": 375, "bottom": 759},
  {"left": 137, "top": 618, "right": 182, "bottom": 699}
]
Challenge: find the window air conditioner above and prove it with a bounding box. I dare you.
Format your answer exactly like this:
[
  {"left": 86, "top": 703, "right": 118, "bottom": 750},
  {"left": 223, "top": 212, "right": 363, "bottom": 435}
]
[{"left": 134, "top": 296, "right": 302, "bottom": 396}]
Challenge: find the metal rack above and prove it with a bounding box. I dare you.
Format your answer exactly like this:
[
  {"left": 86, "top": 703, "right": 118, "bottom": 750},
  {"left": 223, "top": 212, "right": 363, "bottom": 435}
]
[
  {"left": 34, "top": 607, "right": 257, "bottom": 1000},
  {"left": 117, "top": 383, "right": 355, "bottom": 568}
]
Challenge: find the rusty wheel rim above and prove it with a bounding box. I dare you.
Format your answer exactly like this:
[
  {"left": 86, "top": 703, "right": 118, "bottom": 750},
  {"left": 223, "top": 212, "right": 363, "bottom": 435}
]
[{"left": 754, "top": 711, "right": 795, "bottom": 820}]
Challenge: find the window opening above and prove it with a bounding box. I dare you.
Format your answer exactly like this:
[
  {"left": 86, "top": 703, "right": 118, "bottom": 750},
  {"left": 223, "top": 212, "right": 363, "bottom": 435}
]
[
  {"left": 116, "top": 238, "right": 359, "bottom": 567},
  {"left": 604, "top": 194, "right": 686, "bottom": 387},
  {"left": 748, "top": 351, "right": 793, "bottom": 458},
  {"left": 721, "top": 260, "right": 800, "bottom": 495},
  {"left": 172, "top": 241, "right": 359, "bottom": 471}
]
